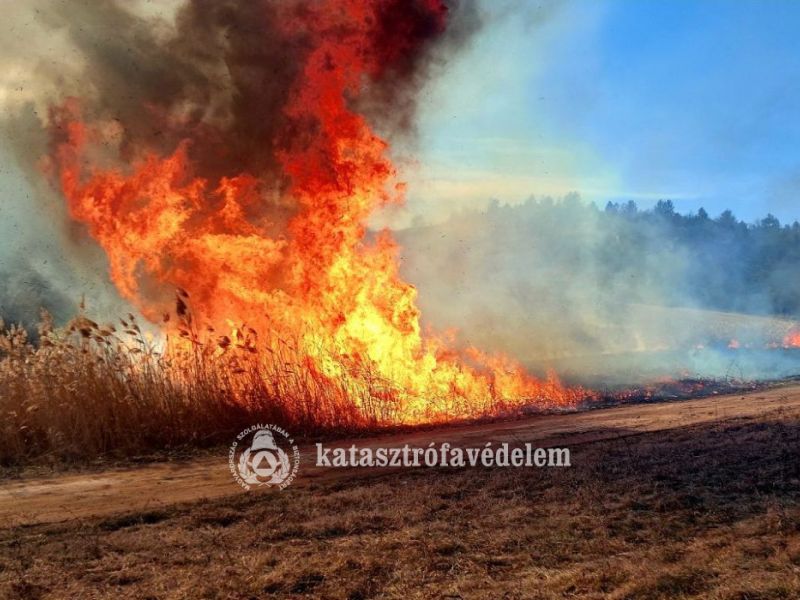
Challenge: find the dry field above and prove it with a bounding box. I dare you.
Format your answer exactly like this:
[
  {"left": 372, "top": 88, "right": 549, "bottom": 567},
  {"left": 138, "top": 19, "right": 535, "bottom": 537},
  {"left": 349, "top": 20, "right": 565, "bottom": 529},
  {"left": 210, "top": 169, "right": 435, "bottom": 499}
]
[{"left": 1, "top": 386, "right": 799, "bottom": 599}]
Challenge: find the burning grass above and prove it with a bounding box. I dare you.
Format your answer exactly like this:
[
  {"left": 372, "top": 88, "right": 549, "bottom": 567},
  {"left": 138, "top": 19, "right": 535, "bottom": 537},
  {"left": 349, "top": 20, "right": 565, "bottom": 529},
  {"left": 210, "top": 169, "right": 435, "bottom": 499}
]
[
  {"left": 38, "top": 0, "right": 595, "bottom": 447},
  {"left": 0, "top": 302, "right": 586, "bottom": 466},
  {"left": 0, "top": 308, "right": 383, "bottom": 466}
]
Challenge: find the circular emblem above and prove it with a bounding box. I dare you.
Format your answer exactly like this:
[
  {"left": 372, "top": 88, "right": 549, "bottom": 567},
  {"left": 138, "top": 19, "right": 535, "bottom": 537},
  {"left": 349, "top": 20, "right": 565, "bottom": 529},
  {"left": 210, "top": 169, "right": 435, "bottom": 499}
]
[{"left": 229, "top": 424, "right": 300, "bottom": 490}]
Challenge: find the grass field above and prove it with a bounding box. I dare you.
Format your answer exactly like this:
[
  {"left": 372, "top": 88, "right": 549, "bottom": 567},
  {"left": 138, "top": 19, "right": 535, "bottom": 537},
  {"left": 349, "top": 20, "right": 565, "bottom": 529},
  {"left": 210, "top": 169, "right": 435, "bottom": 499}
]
[{"left": 1, "top": 388, "right": 799, "bottom": 599}]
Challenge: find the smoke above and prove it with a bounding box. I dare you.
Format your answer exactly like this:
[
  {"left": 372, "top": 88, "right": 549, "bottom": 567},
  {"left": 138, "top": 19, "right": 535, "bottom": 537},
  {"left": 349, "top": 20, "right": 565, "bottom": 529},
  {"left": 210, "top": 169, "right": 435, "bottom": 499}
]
[
  {"left": 0, "top": 0, "right": 479, "bottom": 326},
  {"left": 0, "top": 87, "right": 129, "bottom": 325},
  {"left": 40, "top": 0, "right": 477, "bottom": 181},
  {"left": 397, "top": 196, "right": 800, "bottom": 387},
  {"left": 7, "top": 1, "right": 795, "bottom": 390}
]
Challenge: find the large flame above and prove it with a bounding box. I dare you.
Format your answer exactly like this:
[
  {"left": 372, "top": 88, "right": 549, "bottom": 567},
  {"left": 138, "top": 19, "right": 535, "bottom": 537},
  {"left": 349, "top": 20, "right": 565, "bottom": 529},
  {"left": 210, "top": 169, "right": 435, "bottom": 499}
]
[{"left": 46, "top": 0, "right": 586, "bottom": 422}]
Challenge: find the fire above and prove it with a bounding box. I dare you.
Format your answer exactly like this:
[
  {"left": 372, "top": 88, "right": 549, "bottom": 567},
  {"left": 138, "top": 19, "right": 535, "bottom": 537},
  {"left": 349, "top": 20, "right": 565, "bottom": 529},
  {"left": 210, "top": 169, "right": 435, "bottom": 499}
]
[
  {"left": 784, "top": 329, "right": 800, "bottom": 348},
  {"left": 45, "top": 0, "right": 587, "bottom": 423}
]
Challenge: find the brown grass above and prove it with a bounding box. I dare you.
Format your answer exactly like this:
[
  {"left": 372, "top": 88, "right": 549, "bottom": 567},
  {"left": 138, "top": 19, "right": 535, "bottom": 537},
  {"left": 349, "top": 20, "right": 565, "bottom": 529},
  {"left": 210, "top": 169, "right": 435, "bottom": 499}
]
[
  {"left": 1, "top": 299, "right": 571, "bottom": 466},
  {"left": 1, "top": 407, "right": 799, "bottom": 598},
  {"left": 0, "top": 306, "right": 388, "bottom": 466}
]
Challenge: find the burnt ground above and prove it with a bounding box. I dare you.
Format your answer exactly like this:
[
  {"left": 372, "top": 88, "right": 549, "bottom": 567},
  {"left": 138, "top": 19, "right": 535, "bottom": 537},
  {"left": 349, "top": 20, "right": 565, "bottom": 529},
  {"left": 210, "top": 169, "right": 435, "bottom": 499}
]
[{"left": 1, "top": 387, "right": 800, "bottom": 598}]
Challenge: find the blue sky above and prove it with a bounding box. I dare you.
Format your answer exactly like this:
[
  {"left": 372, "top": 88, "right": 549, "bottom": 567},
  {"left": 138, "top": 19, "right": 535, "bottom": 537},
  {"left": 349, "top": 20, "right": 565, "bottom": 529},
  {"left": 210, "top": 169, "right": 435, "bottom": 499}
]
[{"left": 402, "top": 0, "right": 800, "bottom": 224}]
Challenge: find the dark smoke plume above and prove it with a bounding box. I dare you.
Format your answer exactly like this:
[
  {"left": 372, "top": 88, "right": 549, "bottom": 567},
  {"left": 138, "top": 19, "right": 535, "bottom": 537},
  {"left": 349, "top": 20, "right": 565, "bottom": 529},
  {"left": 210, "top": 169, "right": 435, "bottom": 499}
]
[
  {"left": 0, "top": 0, "right": 479, "bottom": 326},
  {"left": 43, "top": 0, "right": 478, "bottom": 182}
]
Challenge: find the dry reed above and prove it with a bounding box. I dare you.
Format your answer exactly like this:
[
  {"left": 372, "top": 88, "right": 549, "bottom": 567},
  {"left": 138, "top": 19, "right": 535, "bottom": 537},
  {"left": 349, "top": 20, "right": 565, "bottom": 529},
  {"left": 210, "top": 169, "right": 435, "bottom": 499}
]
[
  {"left": 0, "top": 299, "right": 383, "bottom": 465},
  {"left": 0, "top": 293, "right": 582, "bottom": 466}
]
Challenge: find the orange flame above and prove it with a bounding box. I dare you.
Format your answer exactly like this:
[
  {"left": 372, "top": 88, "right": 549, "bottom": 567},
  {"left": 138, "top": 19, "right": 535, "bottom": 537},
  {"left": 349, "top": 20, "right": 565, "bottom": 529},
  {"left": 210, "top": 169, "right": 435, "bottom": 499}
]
[
  {"left": 784, "top": 329, "right": 800, "bottom": 348},
  {"left": 46, "top": 1, "right": 587, "bottom": 422}
]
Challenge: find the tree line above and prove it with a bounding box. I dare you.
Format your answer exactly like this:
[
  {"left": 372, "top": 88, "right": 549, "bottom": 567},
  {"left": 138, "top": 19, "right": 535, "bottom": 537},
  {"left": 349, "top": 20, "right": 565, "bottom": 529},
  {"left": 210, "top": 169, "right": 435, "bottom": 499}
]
[{"left": 425, "top": 194, "right": 800, "bottom": 318}]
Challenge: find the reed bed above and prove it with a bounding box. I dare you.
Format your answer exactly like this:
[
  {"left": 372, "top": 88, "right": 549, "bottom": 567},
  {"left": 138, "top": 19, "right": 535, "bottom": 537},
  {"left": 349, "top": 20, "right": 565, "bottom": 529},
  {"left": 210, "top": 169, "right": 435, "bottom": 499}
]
[
  {"left": 0, "top": 304, "right": 393, "bottom": 466},
  {"left": 0, "top": 295, "right": 582, "bottom": 466}
]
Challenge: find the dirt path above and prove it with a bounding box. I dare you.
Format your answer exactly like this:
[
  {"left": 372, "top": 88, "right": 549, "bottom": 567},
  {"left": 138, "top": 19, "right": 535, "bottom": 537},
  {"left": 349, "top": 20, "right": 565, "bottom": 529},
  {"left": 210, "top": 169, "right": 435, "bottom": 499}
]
[{"left": 2, "top": 384, "right": 799, "bottom": 528}]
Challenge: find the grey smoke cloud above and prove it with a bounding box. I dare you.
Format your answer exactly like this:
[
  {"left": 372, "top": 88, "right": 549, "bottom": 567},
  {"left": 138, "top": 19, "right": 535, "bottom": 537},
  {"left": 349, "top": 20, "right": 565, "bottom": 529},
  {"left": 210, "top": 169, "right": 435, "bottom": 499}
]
[{"left": 397, "top": 196, "right": 800, "bottom": 387}]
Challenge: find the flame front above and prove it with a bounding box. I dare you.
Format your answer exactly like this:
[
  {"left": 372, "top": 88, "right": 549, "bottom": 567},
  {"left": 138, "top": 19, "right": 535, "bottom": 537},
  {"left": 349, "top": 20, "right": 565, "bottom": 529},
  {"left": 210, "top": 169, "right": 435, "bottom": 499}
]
[{"left": 46, "top": 0, "right": 585, "bottom": 423}]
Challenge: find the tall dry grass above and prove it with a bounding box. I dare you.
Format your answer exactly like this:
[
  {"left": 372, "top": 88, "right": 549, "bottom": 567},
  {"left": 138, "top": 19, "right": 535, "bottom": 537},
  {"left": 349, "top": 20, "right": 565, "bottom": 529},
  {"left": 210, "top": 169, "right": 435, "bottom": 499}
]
[
  {"left": 0, "top": 292, "right": 583, "bottom": 466},
  {"left": 0, "top": 299, "right": 400, "bottom": 466}
]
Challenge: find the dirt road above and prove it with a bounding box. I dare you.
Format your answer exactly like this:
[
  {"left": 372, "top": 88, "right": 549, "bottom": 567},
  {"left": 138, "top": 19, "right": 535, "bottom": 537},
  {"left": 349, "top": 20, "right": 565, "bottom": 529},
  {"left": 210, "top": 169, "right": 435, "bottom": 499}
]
[{"left": 2, "top": 384, "right": 799, "bottom": 528}]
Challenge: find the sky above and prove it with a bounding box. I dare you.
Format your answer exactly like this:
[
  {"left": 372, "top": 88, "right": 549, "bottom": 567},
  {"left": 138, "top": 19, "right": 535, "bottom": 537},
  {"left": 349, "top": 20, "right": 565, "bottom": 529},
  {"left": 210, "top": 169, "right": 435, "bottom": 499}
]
[{"left": 402, "top": 0, "right": 800, "bottom": 225}]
